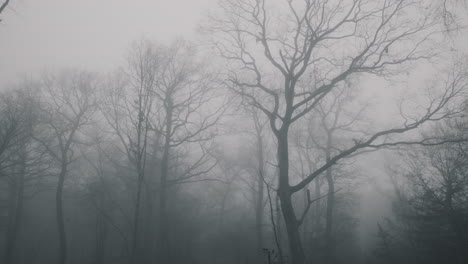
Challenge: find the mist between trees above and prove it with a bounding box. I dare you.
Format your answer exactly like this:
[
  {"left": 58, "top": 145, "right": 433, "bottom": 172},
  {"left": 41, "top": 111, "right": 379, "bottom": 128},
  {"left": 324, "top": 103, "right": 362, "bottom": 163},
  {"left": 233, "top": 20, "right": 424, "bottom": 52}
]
[{"left": 1, "top": 1, "right": 468, "bottom": 264}]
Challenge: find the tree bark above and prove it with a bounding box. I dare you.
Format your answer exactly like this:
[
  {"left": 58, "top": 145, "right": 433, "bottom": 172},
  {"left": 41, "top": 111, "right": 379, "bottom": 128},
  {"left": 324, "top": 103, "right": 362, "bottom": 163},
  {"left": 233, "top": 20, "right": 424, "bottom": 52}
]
[{"left": 276, "top": 131, "right": 306, "bottom": 264}]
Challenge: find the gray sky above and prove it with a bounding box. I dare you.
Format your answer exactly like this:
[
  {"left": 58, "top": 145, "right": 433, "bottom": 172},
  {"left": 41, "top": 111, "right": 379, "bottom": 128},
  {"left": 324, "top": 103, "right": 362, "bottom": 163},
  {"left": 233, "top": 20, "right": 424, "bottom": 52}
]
[{"left": 0, "top": 0, "right": 215, "bottom": 87}]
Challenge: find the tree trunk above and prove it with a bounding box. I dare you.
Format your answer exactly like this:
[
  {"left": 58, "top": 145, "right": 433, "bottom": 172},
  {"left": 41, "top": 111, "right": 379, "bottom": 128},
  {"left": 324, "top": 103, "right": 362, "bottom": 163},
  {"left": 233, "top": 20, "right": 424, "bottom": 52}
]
[
  {"left": 275, "top": 193, "right": 284, "bottom": 262},
  {"left": 445, "top": 183, "right": 466, "bottom": 264},
  {"left": 4, "top": 148, "right": 26, "bottom": 264},
  {"left": 276, "top": 131, "right": 306, "bottom": 264},
  {"left": 159, "top": 103, "right": 172, "bottom": 264},
  {"left": 324, "top": 168, "right": 334, "bottom": 264},
  {"left": 130, "top": 169, "right": 143, "bottom": 264},
  {"left": 255, "top": 131, "right": 265, "bottom": 260},
  {"left": 314, "top": 178, "right": 321, "bottom": 238},
  {"left": 324, "top": 133, "right": 335, "bottom": 264},
  {"left": 94, "top": 209, "right": 107, "bottom": 264},
  {"left": 56, "top": 163, "right": 68, "bottom": 264}
]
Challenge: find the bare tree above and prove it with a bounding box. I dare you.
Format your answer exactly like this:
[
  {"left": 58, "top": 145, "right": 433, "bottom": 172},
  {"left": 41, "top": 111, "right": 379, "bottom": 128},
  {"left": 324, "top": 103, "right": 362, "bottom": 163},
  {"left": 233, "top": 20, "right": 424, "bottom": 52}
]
[
  {"left": 101, "top": 39, "right": 158, "bottom": 263},
  {"left": 377, "top": 117, "right": 468, "bottom": 264},
  {"left": 233, "top": 103, "right": 271, "bottom": 262},
  {"left": 151, "top": 40, "right": 223, "bottom": 264},
  {"left": 35, "top": 70, "right": 97, "bottom": 264},
  {"left": 306, "top": 83, "right": 367, "bottom": 263},
  {"left": 250, "top": 106, "right": 267, "bottom": 261},
  {"left": 0, "top": 89, "right": 28, "bottom": 172},
  {"left": 205, "top": 1, "right": 467, "bottom": 263},
  {"left": 82, "top": 134, "right": 130, "bottom": 264},
  {"left": 0, "top": 85, "right": 46, "bottom": 264},
  {"left": 438, "top": 0, "right": 468, "bottom": 32}
]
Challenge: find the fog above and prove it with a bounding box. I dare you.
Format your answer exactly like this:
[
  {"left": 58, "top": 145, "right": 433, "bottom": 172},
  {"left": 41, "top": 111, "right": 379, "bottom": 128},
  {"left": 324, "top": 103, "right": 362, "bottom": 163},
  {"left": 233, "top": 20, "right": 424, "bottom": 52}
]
[
  {"left": 1, "top": 1, "right": 468, "bottom": 264},
  {"left": 0, "top": 0, "right": 216, "bottom": 87}
]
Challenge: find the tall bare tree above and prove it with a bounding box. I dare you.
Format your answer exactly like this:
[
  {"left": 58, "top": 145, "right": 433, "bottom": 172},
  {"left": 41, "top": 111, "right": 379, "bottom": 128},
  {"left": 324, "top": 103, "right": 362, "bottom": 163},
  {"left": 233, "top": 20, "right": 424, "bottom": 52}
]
[
  {"left": 307, "top": 83, "right": 367, "bottom": 263},
  {"left": 0, "top": 85, "right": 45, "bottom": 264},
  {"left": 35, "top": 70, "right": 97, "bottom": 264},
  {"left": 152, "top": 40, "right": 223, "bottom": 264},
  {"left": 101, "top": 39, "right": 158, "bottom": 264},
  {"left": 206, "top": 1, "right": 467, "bottom": 263},
  {"left": 251, "top": 107, "right": 267, "bottom": 260}
]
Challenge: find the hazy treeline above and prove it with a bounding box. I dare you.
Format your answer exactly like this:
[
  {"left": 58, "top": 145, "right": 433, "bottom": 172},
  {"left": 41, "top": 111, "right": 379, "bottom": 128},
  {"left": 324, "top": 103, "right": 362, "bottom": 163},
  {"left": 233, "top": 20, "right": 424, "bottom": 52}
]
[{"left": 1, "top": 1, "right": 468, "bottom": 264}]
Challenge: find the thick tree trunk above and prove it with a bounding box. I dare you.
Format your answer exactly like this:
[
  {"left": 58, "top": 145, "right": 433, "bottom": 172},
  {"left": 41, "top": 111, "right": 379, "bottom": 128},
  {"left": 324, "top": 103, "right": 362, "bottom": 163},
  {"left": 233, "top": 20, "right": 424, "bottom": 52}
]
[
  {"left": 56, "top": 163, "right": 68, "bottom": 264},
  {"left": 276, "top": 131, "right": 306, "bottom": 264}
]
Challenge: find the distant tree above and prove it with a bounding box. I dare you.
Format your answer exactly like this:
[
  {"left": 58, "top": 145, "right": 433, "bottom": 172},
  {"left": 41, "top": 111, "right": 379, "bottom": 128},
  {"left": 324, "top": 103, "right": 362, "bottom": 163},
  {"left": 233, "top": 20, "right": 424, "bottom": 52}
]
[
  {"left": 101, "top": 39, "right": 158, "bottom": 263},
  {"left": 310, "top": 83, "right": 366, "bottom": 263},
  {"left": 290, "top": 82, "right": 366, "bottom": 263},
  {"left": 35, "top": 70, "right": 97, "bottom": 264},
  {"left": 82, "top": 134, "right": 130, "bottom": 264},
  {"left": 152, "top": 40, "right": 222, "bottom": 264},
  {"left": 0, "top": 84, "right": 47, "bottom": 264},
  {"left": 249, "top": 106, "right": 268, "bottom": 262},
  {"left": 378, "top": 117, "right": 468, "bottom": 264},
  {"left": 0, "top": 88, "right": 28, "bottom": 172}
]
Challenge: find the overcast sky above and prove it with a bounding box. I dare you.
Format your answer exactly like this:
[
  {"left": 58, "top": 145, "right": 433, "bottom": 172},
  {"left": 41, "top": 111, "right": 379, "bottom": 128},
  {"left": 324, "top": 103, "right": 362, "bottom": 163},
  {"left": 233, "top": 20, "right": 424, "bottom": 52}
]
[
  {"left": 0, "top": 0, "right": 216, "bottom": 87},
  {"left": 2, "top": 0, "right": 467, "bottom": 88},
  {"left": 2, "top": 0, "right": 467, "bottom": 129}
]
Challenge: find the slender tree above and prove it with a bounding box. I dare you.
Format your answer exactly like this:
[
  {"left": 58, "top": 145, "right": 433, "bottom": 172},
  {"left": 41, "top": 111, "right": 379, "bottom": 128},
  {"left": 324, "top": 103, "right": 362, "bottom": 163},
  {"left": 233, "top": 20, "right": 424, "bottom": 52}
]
[
  {"left": 1, "top": 86, "right": 41, "bottom": 264},
  {"left": 35, "top": 70, "right": 97, "bottom": 264},
  {"left": 152, "top": 40, "right": 222, "bottom": 264},
  {"left": 101, "top": 40, "right": 157, "bottom": 263}
]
